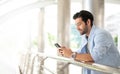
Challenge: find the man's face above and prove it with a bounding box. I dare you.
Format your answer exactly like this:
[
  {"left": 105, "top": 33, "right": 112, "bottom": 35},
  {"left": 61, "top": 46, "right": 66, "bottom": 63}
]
[{"left": 75, "top": 18, "right": 88, "bottom": 35}]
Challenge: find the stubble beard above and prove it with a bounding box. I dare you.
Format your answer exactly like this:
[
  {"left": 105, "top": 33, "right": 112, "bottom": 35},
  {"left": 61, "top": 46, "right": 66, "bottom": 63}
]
[{"left": 79, "top": 26, "right": 88, "bottom": 35}]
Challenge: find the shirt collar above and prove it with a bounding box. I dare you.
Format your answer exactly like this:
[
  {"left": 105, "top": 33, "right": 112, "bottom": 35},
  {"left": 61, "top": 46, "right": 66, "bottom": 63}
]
[
  {"left": 88, "top": 25, "right": 96, "bottom": 40},
  {"left": 82, "top": 25, "right": 96, "bottom": 41}
]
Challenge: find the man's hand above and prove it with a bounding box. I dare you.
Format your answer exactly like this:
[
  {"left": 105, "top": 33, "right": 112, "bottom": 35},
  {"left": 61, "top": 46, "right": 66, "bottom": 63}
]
[{"left": 58, "top": 46, "right": 73, "bottom": 58}]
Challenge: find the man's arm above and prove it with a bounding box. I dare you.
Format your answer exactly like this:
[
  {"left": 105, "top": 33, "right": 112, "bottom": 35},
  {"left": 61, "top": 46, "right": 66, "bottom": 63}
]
[
  {"left": 75, "top": 53, "right": 94, "bottom": 62},
  {"left": 59, "top": 47, "right": 94, "bottom": 62}
]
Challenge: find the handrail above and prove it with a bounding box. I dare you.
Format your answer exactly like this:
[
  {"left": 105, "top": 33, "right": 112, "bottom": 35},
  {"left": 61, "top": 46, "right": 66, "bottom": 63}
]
[{"left": 31, "top": 52, "right": 120, "bottom": 74}]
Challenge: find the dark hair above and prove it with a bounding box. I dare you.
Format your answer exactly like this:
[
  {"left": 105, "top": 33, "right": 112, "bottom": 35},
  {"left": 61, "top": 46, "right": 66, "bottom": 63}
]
[{"left": 73, "top": 10, "right": 94, "bottom": 26}]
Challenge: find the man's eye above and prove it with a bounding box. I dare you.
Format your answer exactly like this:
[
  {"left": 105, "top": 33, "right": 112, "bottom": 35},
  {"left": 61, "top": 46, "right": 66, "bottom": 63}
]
[{"left": 76, "top": 23, "right": 81, "bottom": 26}]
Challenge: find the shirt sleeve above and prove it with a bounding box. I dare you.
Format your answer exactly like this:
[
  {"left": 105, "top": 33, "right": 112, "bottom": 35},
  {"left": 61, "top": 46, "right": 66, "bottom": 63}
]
[{"left": 90, "top": 32, "right": 112, "bottom": 62}]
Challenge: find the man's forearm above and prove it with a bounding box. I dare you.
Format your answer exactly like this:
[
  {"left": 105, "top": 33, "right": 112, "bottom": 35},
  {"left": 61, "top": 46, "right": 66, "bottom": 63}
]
[{"left": 75, "top": 53, "right": 94, "bottom": 62}]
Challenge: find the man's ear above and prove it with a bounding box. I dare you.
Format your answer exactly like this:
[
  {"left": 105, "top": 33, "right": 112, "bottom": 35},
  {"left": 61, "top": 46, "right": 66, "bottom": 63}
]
[{"left": 87, "top": 19, "right": 91, "bottom": 26}]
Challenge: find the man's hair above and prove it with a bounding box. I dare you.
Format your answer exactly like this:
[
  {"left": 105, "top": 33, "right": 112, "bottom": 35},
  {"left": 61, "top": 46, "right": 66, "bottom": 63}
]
[{"left": 73, "top": 10, "right": 94, "bottom": 26}]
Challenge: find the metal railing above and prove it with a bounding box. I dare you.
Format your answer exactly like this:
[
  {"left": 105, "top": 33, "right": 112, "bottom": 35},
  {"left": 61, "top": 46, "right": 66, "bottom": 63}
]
[{"left": 20, "top": 52, "right": 120, "bottom": 74}]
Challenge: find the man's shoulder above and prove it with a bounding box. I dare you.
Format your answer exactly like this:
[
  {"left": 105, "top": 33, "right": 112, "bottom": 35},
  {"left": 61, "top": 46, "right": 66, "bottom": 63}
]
[
  {"left": 89, "top": 25, "right": 108, "bottom": 36},
  {"left": 94, "top": 27, "right": 110, "bottom": 35}
]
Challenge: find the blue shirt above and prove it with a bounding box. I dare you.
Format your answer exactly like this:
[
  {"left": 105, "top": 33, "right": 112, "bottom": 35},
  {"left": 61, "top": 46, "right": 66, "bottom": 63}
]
[{"left": 77, "top": 25, "right": 120, "bottom": 74}]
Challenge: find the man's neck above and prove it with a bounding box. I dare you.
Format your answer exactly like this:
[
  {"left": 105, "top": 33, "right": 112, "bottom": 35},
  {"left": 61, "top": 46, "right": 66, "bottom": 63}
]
[{"left": 86, "top": 25, "right": 92, "bottom": 37}]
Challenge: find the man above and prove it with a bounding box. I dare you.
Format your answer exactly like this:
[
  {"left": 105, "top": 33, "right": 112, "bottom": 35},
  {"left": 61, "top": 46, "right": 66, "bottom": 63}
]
[{"left": 58, "top": 10, "right": 120, "bottom": 74}]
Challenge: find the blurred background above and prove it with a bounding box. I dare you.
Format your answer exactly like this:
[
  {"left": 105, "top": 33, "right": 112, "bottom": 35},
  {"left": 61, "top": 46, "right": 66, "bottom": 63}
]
[{"left": 0, "top": 0, "right": 120, "bottom": 74}]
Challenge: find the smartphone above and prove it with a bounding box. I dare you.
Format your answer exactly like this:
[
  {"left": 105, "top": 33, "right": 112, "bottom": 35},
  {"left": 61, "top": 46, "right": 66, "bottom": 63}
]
[{"left": 54, "top": 43, "right": 61, "bottom": 48}]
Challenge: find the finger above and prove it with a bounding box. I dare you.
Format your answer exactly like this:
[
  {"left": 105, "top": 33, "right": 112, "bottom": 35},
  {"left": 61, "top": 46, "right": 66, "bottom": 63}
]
[
  {"left": 58, "top": 49, "right": 63, "bottom": 52},
  {"left": 59, "top": 52, "right": 64, "bottom": 56},
  {"left": 58, "top": 49, "right": 63, "bottom": 53},
  {"left": 60, "top": 51, "right": 63, "bottom": 54}
]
